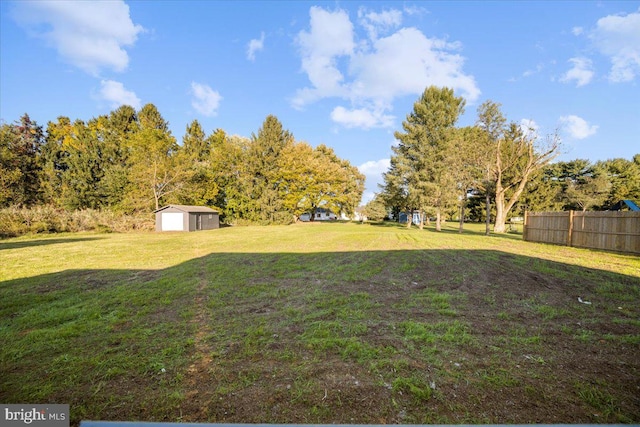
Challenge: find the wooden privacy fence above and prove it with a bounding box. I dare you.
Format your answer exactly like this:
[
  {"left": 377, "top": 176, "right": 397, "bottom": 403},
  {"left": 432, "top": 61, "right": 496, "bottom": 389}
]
[{"left": 523, "top": 211, "right": 640, "bottom": 254}]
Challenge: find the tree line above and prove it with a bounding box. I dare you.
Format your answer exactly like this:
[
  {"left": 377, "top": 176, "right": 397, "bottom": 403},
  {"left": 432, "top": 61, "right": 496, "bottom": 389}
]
[
  {"left": 365, "top": 86, "right": 639, "bottom": 233},
  {"left": 0, "top": 105, "right": 365, "bottom": 225},
  {"left": 3, "top": 87, "right": 638, "bottom": 234}
]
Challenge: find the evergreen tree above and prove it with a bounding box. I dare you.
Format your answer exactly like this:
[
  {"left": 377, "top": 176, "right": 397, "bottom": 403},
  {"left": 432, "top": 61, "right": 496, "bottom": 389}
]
[
  {"left": 0, "top": 114, "right": 45, "bottom": 207},
  {"left": 177, "top": 121, "right": 218, "bottom": 207},
  {"left": 598, "top": 157, "right": 640, "bottom": 208},
  {"left": 388, "top": 86, "right": 465, "bottom": 230},
  {"left": 244, "top": 115, "right": 294, "bottom": 223},
  {"left": 182, "top": 120, "right": 209, "bottom": 162}
]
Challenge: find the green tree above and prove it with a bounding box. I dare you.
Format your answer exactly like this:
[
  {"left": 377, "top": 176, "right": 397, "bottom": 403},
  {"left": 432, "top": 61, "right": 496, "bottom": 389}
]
[
  {"left": 518, "top": 163, "right": 564, "bottom": 213},
  {"left": 0, "top": 122, "right": 23, "bottom": 207},
  {"left": 311, "top": 144, "right": 364, "bottom": 220},
  {"left": 553, "top": 159, "right": 608, "bottom": 211},
  {"left": 597, "top": 156, "right": 640, "bottom": 208},
  {"left": 176, "top": 120, "right": 217, "bottom": 207},
  {"left": 0, "top": 114, "right": 45, "bottom": 207},
  {"left": 40, "top": 116, "right": 73, "bottom": 206},
  {"left": 389, "top": 86, "right": 465, "bottom": 230},
  {"left": 278, "top": 141, "right": 322, "bottom": 221},
  {"left": 182, "top": 120, "right": 209, "bottom": 162},
  {"left": 209, "top": 133, "right": 251, "bottom": 222},
  {"left": 242, "top": 115, "right": 295, "bottom": 223},
  {"left": 125, "top": 104, "right": 183, "bottom": 211},
  {"left": 362, "top": 193, "right": 388, "bottom": 221}
]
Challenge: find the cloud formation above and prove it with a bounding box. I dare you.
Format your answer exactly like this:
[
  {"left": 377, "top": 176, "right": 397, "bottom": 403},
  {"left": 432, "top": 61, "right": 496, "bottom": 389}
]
[
  {"left": 98, "top": 80, "right": 141, "bottom": 109},
  {"left": 357, "top": 7, "right": 402, "bottom": 40},
  {"left": 293, "top": 6, "right": 479, "bottom": 130},
  {"left": 560, "top": 57, "right": 594, "bottom": 87},
  {"left": 13, "top": 0, "right": 144, "bottom": 76},
  {"left": 190, "top": 82, "right": 222, "bottom": 117},
  {"left": 559, "top": 115, "right": 598, "bottom": 139},
  {"left": 247, "top": 32, "right": 265, "bottom": 61},
  {"left": 330, "top": 106, "right": 394, "bottom": 129},
  {"left": 590, "top": 8, "right": 640, "bottom": 82}
]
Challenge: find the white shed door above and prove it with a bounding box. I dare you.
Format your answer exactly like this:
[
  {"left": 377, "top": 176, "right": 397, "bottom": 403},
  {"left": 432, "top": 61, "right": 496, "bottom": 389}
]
[{"left": 161, "top": 212, "right": 183, "bottom": 231}]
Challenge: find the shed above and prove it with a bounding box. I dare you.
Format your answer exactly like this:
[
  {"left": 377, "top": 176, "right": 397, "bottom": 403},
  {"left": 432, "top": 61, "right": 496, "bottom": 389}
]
[{"left": 154, "top": 205, "right": 219, "bottom": 232}]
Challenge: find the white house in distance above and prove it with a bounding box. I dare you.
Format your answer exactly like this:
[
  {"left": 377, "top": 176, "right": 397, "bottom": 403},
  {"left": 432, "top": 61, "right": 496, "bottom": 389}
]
[
  {"left": 299, "top": 208, "right": 338, "bottom": 221},
  {"left": 154, "top": 205, "right": 219, "bottom": 231}
]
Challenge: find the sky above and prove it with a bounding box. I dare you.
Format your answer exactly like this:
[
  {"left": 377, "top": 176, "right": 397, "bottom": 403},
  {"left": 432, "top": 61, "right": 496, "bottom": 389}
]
[{"left": 1, "top": 1, "right": 639, "bottom": 203}]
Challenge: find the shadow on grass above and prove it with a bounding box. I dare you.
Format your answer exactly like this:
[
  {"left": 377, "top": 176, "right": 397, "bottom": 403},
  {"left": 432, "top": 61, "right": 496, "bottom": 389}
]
[
  {"left": 0, "top": 236, "right": 106, "bottom": 251},
  {"left": 1, "top": 248, "right": 639, "bottom": 425}
]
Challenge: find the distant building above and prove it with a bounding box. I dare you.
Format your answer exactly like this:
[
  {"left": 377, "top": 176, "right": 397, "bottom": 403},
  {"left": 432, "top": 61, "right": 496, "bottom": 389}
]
[
  {"left": 398, "top": 210, "right": 422, "bottom": 225},
  {"left": 299, "top": 208, "right": 337, "bottom": 221},
  {"left": 154, "top": 205, "right": 219, "bottom": 231}
]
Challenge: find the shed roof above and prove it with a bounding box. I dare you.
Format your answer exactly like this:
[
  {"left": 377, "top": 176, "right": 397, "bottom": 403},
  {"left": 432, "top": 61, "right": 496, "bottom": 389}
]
[{"left": 154, "top": 205, "right": 218, "bottom": 214}]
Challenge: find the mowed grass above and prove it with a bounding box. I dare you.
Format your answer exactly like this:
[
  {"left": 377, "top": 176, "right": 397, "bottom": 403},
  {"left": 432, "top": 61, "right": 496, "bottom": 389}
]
[{"left": 1, "top": 222, "right": 639, "bottom": 424}]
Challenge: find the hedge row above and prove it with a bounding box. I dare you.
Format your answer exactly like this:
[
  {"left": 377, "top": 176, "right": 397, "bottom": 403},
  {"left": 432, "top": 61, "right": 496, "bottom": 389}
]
[{"left": 0, "top": 206, "right": 155, "bottom": 238}]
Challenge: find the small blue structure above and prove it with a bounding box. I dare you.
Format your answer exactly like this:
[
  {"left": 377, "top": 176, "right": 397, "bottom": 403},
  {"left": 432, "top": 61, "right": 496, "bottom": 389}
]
[
  {"left": 398, "top": 211, "right": 422, "bottom": 225},
  {"left": 610, "top": 200, "right": 640, "bottom": 211}
]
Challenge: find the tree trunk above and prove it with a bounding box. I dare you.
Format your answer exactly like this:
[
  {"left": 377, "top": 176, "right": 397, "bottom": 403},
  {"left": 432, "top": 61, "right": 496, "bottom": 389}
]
[
  {"left": 418, "top": 210, "right": 424, "bottom": 229},
  {"left": 435, "top": 208, "right": 442, "bottom": 231},
  {"left": 485, "top": 193, "right": 491, "bottom": 235},
  {"left": 459, "top": 196, "right": 466, "bottom": 233},
  {"left": 493, "top": 190, "right": 507, "bottom": 233}
]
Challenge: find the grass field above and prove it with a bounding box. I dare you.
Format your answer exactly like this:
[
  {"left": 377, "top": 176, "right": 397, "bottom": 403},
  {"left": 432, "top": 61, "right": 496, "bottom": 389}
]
[{"left": 1, "top": 221, "right": 639, "bottom": 424}]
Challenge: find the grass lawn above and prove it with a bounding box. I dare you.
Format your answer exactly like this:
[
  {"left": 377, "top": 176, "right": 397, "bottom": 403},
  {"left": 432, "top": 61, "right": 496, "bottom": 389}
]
[{"left": 1, "top": 221, "right": 639, "bottom": 424}]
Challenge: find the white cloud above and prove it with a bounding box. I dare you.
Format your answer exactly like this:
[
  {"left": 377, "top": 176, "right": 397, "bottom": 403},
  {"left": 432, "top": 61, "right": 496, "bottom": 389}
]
[
  {"left": 13, "top": 0, "right": 144, "bottom": 76},
  {"left": 572, "top": 26, "right": 584, "bottom": 36},
  {"left": 330, "top": 106, "right": 394, "bottom": 129},
  {"left": 293, "top": 6, "right": 480, "bottom": 130},
  {"left": 190, "top": 82, "right": 222, "bottom": 117},
  {"left": 349, "top": 27, "right": 480, "bottom": 103},
  {"left": 357, "top": 7, "right": 402, "bottom": 40},
  {"left": 98, "top": 80, "right": 141, "bottom": 109},
  {"left": 522, "top": 63, "right": 544, "bottom": 78},
  {"left": 560, "top": 57, "right": 594, "bottom": 87},
  {"left": 559, "top": 115, "right": 598, "bottom": 139},
  {"left": 293, "top": 6, "right": 355, "bottom": 107},
  {"left": 359, "top": 158, "right": 390, "bottom": 176},
  {"left": 247, "top": 32, "right": 265, "bottom": 61},
  {"left": 590, "top": 8, "right": 640, "bottom": 82}
]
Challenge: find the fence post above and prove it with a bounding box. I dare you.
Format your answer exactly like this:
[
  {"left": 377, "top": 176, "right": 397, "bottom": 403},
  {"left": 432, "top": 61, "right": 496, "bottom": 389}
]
[
  {"left": 523, "top": 211, "right": 528, "bottom": 241},
  {"left": 567, "top": 210, "right": 574, "bottom": 247}
]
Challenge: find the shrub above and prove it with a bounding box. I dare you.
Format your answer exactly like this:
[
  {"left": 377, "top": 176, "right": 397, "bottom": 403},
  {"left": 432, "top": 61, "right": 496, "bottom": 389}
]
[{"left": 0, "top": 206, "right": 154, "bottom": 238}]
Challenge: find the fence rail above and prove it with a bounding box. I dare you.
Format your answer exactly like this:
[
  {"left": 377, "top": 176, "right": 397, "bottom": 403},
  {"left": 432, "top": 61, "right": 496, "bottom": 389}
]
[{"left": 523, "top": 210, "right": 640, "bottom": 254}]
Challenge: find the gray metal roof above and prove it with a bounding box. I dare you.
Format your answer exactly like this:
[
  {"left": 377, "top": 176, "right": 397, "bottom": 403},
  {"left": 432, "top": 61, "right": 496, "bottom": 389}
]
[{"left": 154, "top": 204, "right": 218, "bottom": 213}]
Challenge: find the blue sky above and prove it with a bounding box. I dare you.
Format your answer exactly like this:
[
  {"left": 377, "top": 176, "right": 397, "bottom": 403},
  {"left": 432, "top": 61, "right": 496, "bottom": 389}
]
[{"left": 1, "top": 1, "right": 639, "bottom": 203}]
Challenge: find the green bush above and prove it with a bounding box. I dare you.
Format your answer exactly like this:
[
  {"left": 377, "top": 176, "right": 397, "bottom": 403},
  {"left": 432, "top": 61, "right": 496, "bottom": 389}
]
[{"left": 0, "top": 206, "right": 154, "bottom": 238}]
